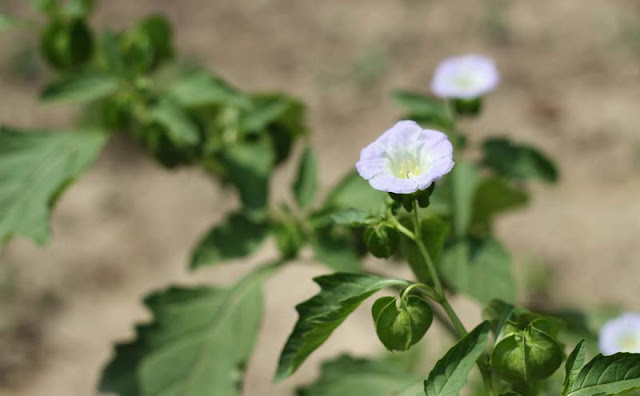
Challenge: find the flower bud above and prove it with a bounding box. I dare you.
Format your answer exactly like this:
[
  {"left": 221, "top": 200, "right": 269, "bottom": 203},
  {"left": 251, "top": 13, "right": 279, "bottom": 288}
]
[{"left": 364, "top": 225, "right": 399, "bottom": 258}]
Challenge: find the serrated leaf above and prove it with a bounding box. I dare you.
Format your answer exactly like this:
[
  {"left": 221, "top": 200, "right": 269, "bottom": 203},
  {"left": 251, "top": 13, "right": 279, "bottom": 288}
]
[
  {"left": 563, "top": 353, "right": 640, "bottom": 396},
  {"left": 221, "top": 141, "right": 274, "bottom": 219},
  {"left": 168, "top": 70, "right": 251, "bottom": 109},
  {"left": 99, "top": 266, "right": 270, "bottom": 396},
  {"left": 275, "top": 273, "right": 410, "bottom": 381},
  {"left": 190, "top": 212, "right": 268, "bottom": 269},
  {"left": 482, "top": 137, "right": 558, "bottom": 184},
  {"left": 297, "top": 354, "right": 421, "bottom": 396},
  {"left": 292, "top": 145, "right": 317, "bottom": 208},
  {"left": 40, "top": 72, "right": 120, "bottom": 104},
  {"left": 324, "top": 170, "right": 386, "bottom": 213},
  {"left": 148, "top": 99, "right": 199, "bottom": 148},
  {"left": 424, "top": 321, "right": 490, "bottom": 396},
  {"left": 311, "top": 227, "right": 361, "bottom": 272},
  {"left": 561, "top": 340, "right": 587, "bottom": 395},
  {"left": 440, "top": 238, "right": 516, "bottom": 304},
  {"left": 0, "top": 128, "right": 107, "bottom": 247}
]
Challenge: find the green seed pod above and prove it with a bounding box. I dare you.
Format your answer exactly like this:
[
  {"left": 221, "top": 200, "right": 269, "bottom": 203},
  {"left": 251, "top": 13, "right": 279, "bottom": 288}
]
[
  {"left": 41, "top": 18, "right": 94, "bottom": 71},
  {"left": 364, "top": 225, "right": 399, "bottom": 258},
  {"left": 491, "top": 319, "right": 564, "bottom": 384},
  {"left": 372, "top": 295, "right": 433, "bottom": 352}
]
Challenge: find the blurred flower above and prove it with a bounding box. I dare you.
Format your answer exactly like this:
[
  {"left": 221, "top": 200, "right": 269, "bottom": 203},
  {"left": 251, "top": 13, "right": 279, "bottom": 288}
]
[
  {"left": 431, "top": 54, "right": 499, "bottom": 99},
  {"left": 356, "top": 120, "right": 454, "bottom": 194},
  {"left": 599, "top": 313, "right": 640, "bottom": 355}
]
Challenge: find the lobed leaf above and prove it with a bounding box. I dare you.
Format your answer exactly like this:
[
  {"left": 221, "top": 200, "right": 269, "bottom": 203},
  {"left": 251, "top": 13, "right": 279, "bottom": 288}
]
[
  {"left": 275, "top": 273, "right": 410, "bottom": 380},
  {"left": 99, "top": 267, "right": 270, "bottom": 396},
  {"left": 0, "top": 127, "right": 107, "bottom": 247}
]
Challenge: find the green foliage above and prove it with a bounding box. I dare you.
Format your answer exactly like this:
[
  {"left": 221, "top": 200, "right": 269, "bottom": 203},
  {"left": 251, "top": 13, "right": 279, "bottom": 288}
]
[
  {"left": 470, "top": 177, "right": 529, "bottom": 235},
  {"left": 190, "top": 212, "right": 268, "bottom": 269},
  {"left": 449, "top": 160, "right": 480, "bottom": 237},
  {"left": 424, "top": 322, "right": 490, "bottom": 396},
  {"left": 0, "top": 128, "right": 107, "bottom": 247},
  {"left": 292, "top": 145, "right": 318, "bottom": 209},
  {"left": 324, "top": 170, "right": 386, "bottom": 213},
  {"left": 297, "top": 354, "right": 421, "bottom": 396},
  {"left": 372, "top": 295, "right": 433, "bottom": 351},
  {"left": 440, "top": 238, "right": 516, "bottom": 304},
  {"left": 168, "top": 70, "right": 251, "bottom": 109},
  {"left": 41, "top": 72, "right": 120, "bottom": 104},
  {"left": 561, "top": 340, "right": 586, "bottom": 395},
  {"left": 400, "top": 215, "right": 450, "bottom": 284},
  {"left": 562, "top": 353, "right": 640, "bottom": 396},
  {"left": 392, "top": 91, "right": 453, "bottom": 130},
  {"left": 40, "top": 18, "right": 94, "bottom": 71},
  {"left": 275, "top": 273, "right": 410, "bottom": 380},
  {"left": 482, "top": 137, "right": 558, "bottom": 184},
  {"left": 310, "top": 226, "right": 362, "bottom": 272},
  {"left": 99, "top": 266, "right": 270, "bottom": 396}
]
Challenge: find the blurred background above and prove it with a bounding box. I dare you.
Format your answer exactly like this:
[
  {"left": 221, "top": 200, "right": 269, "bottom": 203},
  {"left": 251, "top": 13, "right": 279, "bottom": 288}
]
[{"left": 0, "top": 0, "right": 639, "bottom": 395}]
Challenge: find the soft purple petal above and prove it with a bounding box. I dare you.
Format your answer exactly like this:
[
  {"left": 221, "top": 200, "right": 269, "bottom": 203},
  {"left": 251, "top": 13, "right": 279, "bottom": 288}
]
[
  {"left": 431, "top": 54, "right": 500, "bottom": 99},
  {"left": 599, "top": 313, "right": 640, "bottom": 355},
  {"left": 368, "top": 173, "right": 419, "bottom": 194}
]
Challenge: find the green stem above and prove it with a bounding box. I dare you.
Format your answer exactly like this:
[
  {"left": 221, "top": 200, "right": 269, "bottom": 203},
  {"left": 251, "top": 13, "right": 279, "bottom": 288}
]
[
  {"left": 411, "top": 201, "right": 444, "bottom": 298},
  {"left": 440, "top": 298, "right": 467, "bottom": 337},
  {"left": 387, "top": 212, "right": 415, "bottom": 240}
]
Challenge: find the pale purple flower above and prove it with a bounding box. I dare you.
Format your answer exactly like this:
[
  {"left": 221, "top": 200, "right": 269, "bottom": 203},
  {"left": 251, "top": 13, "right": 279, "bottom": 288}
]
[
  {"left": 599, "top": 313, "right": 640, "bottom": 355},
  {"left": 356, "top": 120, "right": 454, "bottom": 194},
  {"left": 431, "top": 54, "right": 500, "bottom": 99}
]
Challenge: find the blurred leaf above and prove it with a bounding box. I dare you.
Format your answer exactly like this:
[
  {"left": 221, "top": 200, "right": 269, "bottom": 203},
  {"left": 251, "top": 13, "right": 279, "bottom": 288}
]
[
  {"left": 242, "top": 94, "right": 291, "bottom": 133},
  {"left": 400, "top": 216, "right": 450, "bottom": 284},
  {"left": 471, "top": 177, "right": 529, "bottom": 234},
  {"left": 275, "top": 273, "right": 410, "bottom": 380},
  {"left": 169, "top": 70, "right": 251, "bottom": 109},
  {"left": 266, "top": 97, "right": 308, "bottom": 165},
  {"left": 311, "top": 227, "right": 361, "bottom": 272},
  {"left": 148, "top": 99, "right": 199, "bottom": 149},
  {"left": 221, "top": 141, "right": 274, "bottom": 219},
  {"left": 561, "top": 340, "right": 587, "bottom": 395},
  {"left": 190, "top": 212, "right": 268, "bottom": 270},
  {"left": 29, "top": 0, "right": 58, "bottom": 14},
  {"left": 99, "top": 266, "right": 270, "bottom": 396},
  {"left": 0, "top": 127, "right": 107, "bottom": 247},
  {"left": 292, "top": 145, "right": 317, "bottom": 209},
  {"left": 424, "top": 321, "right": 490, "bottom": 396},
  {"left": 450, "top": 161, "right": 480, "bottom": 237},
  {"left": 331, "top": 208, "right": 374, "bottom": 227},
  {"left": 562, "top": 353, "right": 640, "bottom": 396},
  {"left": 41, "top": 72, "right": 119, "bottom": 104},
  {"left": 324, "top": 170, "right": 386, "bottom": 213},
  {"left": 297, "top": 354, "right": 421, "bottom": 396},
  {"left": 99, "top": 30, "right": 126, "bottom": 75},
  {"left": 440, "top": 237, "right": 516, "bottom": 304},
  {"left": 482, "top": 137, "right": 558, "bottom": 184},
  {"left": 0, "top": 14, "right": 20, "bottom": 34},
  {"left": 137, "top": 15, "right": 173, "bottom": 67},
  {"left": 64, "top": 0, "right": 96, "bottom": 16},
  {"left": 392, "top": 91, "right": 453, "bottom": 129}
]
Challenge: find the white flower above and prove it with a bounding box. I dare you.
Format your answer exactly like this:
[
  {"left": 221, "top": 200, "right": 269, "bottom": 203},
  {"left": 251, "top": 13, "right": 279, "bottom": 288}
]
[
  {"left": 355, "top": 120, "right": 454, "bottom": 194},
  {"left": 599, "top": 313, "right": 640, "bottom": 355},
  {"left": 431, "top": 54, "right": 500, "bottom": 99}
]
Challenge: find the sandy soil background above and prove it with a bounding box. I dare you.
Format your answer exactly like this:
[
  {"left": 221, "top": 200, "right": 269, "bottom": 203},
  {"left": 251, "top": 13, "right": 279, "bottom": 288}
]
[{"left": 0, "top": 0, "right": 639, "bottom": 395}]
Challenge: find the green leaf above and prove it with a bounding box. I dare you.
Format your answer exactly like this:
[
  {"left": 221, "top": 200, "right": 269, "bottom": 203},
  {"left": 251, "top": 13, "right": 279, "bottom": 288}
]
[
  {"left": 190, "top": 212, "right": 268, "bottom": 270},
  {"left": 471, "top": 177, "right": 529, "bottom": 234},
  {"left": 242, "top": 94, "right": 292, "bottom": 133},
  {"left": 99, "top": 266, "right": 270, "bottom": 396},
  {"left": 136, "top": 15, "right": 173, "bottom": 66},
  {"left": 168, "top": 70, "right": 251, "bottom": 109},
  {"left": 64, "top": 0, "right": 96, "bottom": 16},
  {"left": 331, "top": 208, "right": 374, "bottom": 227},
  {"left": 275, "top": 273, "right": 410, "bottom": 380},
  {"left": 311, "top": 227, "right": 361, "bottom": 272},
  {"left": 400, "top": 215, "right": 449, "bottom": 284},
  {"left": 221, "top": 141, "right": 274, "bottom": 219},
  {"left": 482, "top": 137, "right": 558, "bottom": 184},
  {"left": 372, "top": 295, "right": 433, "bottom": 352},
  {"left": 0, "top": 128, "right": 107, "bottom": 247},
  {"left": 292, "top": 145, "right": 317, "bottom": 209},
  {"left": 29, "top": 0, "right": 58, "bottom": 14},
  {"left": 424, "top": 321, "right": 490, "bottom": 396},
  {"left": 440, "top": 238, "right": 516, "bottom": 304},
  {"left": 561, "top": 340, "right": 587, "bottom": 395},
  {"left": 297, "top": 354, "right": 421, "bottom": 396},
  {"left": 563, "top": 353, "right": 640, "bottom": 396},
  {"left": 392, "top": 91, "right": 453, "bottom": 129},
  {"left": 498, "top": 392, "right": 523, "bottom": 396},
  {"left": 40, "top": 72, "right": 119, "bottom": 104},
  {"left": 148, "top": 99, "right": 200, "bottom": 148},
  {"left": 450, "top": 161, "right": 480, "bottom": 237},
  {"left": 324, "top": 170, "right": 386, "bottom": 213}
]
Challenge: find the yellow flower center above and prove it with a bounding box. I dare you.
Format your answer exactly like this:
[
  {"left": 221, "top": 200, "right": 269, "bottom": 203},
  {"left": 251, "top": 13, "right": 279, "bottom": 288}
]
[
  {"left": 618, "top": 333, "right": 640, "bottom": 352},
  {"left": 392, "top": 158, "right": 424, "bottom": 179}
]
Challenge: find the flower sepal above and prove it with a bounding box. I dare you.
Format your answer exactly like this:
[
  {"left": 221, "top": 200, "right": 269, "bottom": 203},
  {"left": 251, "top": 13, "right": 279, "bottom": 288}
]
[
  {"left": 453, "top": 97, "right": 482, "bottom": 117},
  {"left": 388, "top": 183, "right": 436, "bottom": 212}
]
